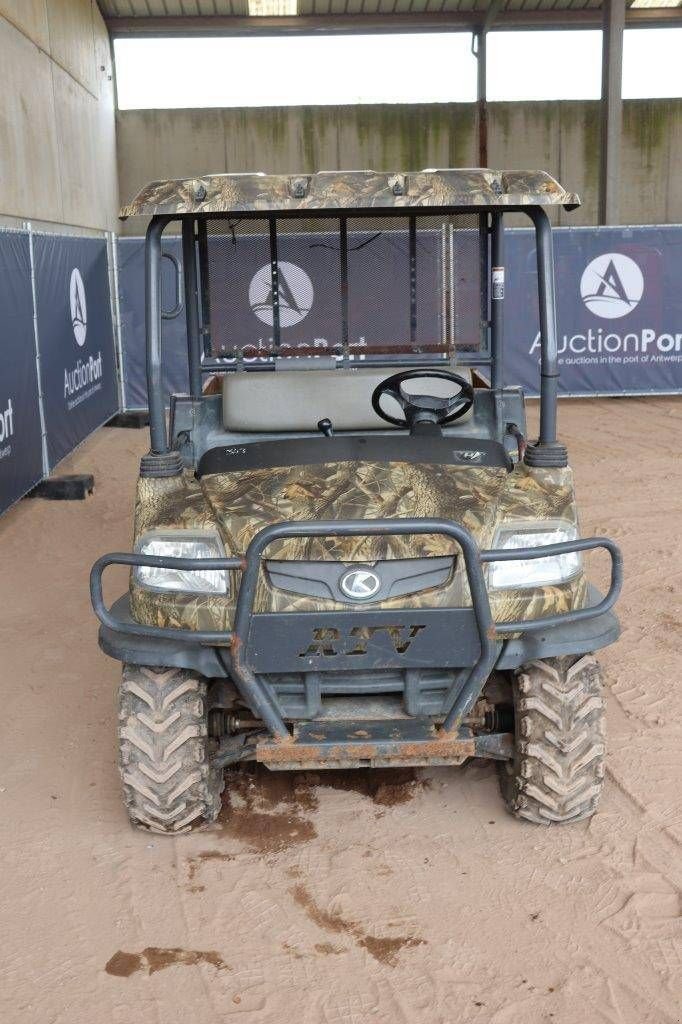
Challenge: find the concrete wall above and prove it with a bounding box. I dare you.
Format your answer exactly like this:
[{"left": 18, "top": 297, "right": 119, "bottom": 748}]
[
  {"left": 0, "top": 0, "right": 118, "bottom": 232},
  {"left": 116, "top": 99, "right": 682, "bottom": 234}
]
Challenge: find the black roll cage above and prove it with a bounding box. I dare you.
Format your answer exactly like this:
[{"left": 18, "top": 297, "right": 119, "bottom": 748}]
[
  {"left": 143, "top": 205, "right": 563, "bottom": 466},
  {"left": 92, "top": 198, "right": 623, "bottom": 758}
]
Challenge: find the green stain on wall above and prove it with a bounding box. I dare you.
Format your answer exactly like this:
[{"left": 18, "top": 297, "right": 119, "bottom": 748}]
[
  {"left": 581, "top": 104, "right": 601, "bottom": 184},
  {"left": 247, "top": 104, "right": 477, "bottom": 172},
  {"left": 493, "top": 102, "right": 512, "bottom": 145},
  {"left": 489, "top": 102, "right": 558, "bottom": 169},
  {"left": 246, "top": 107, "right": 289, "bottom": 167},
  {"left": 118, "top": 98, "right": 682, "bottom": 231},
  {"left": 623, "top": 99, "right": 670, "bottom": 170},
  {"left": 345, "top": 105, "right": 438, "bottom": 169}
]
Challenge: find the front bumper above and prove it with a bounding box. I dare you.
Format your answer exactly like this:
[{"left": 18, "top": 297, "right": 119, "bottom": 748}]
[
  {"left": 99, "top": 584, "right": 620, "bottom": 681},
  {"left": 92, "top": 517, "right": 622, "bottom": 754}
]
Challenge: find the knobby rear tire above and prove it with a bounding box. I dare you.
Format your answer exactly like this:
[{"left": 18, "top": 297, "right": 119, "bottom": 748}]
[
  {"left": 118, "top": 665, "right": 224, "bottom": 834},
  {"left": 498, "top": 655, "right": 605, "bottom": 825}
]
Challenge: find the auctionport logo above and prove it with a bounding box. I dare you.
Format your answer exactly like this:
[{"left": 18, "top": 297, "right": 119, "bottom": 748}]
[
  {"left": 580, "top": 253, "right": 644, "bottom": 319},
  {"left": 528, "top": 246, "right": 681, "bottom": 366},
  {"left": 249, "top": 261, "right": 313, "bottom": 328},
  {"left": 65, "top": 265, "right": 103, "bottom": 408},
  {"left": 70, "top": 268, "right": 87, "bottom": 346}
]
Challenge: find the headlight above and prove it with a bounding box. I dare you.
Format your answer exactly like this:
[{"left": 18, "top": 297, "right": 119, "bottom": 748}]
[
  {"left": 134, "top": 531, "right": 229, "bottom": 595},
  {"left": 489, "top": 521, "right": 582, "bottom": 590}
]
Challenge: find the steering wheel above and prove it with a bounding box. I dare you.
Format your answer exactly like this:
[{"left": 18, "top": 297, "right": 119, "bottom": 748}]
[{"left": 371, "top": 369, "right": 474, "bottom": 429}]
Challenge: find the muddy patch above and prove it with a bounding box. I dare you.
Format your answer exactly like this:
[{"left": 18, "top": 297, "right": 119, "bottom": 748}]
[
  {"left": 105, "top": 947, "right": 229, "bottom": 978},
  {"left": 291, "top": 883, "right": 425, "bottom": 966},
  {"left": 357, "top": 934, "right": 425, "bottom": 967},
  {"left": 292, "top": 883, "right": 350, "bottom": 935},
  {"left": 223, "top": 765, "right": 320, "bottom": 813},
  {"left": 306, "top": 767, "right": 428, "bottom": 807},
  {"left": 186, "top": 850, "right": 236, "bottom": 891},
  {"left": 219, "top": 805, "right": 317, "bottom": 855},
  {"left": 217, "top": 769, "right": 317, "bottom": 854},
  {"left": 209, "top": 765, "right": 426, "bottom": 857},
  {"left": 315, "top": 942, "right": 345, "bottom": 956},
  {"left": 226, "top": 764, "right": 427, "bottom": 811}
]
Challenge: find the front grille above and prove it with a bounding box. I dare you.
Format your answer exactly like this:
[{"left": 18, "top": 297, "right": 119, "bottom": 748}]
[{"left": 265, "top": 556, "right": 454, "bottom": 605}]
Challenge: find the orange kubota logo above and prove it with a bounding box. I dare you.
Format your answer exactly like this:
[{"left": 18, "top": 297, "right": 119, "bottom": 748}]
[{"left": 299, "top": 625, "right": 426, "bottom": 658}]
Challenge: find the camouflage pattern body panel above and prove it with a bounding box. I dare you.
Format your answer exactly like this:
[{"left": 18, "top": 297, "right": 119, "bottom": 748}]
[
  {"left": 130, "top": 461, "right": 586, "bottom": 630},
  {"left": 121, "top": 168, "right": 580, "bottom": 219},
  {"left": 201, "top": 461, "right": 509, "bottom": 561},
  {"left": 490, "top": 464, "right": 587, "bottom": 622},
  {"left": 131, "top": 472, "right": 232, "bottom": 633}
]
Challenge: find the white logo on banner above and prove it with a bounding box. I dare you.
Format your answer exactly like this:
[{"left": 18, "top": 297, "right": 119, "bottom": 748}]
[
  {"left": 580, "top": 253, "right": 644, "bottom": 319},
  {"left": 65, "top": 266, "right": 103, "bottom": 409},
  {"left": 248, "top": 261, "right": 314, "bottom": 328},
  {"left": 70, "top": 267, "right": 88, "bottom": 346}
]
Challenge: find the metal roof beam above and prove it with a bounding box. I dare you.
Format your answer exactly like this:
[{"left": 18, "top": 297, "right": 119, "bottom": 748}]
[
  {"left": 105, "top": 10, "right": 682, "bottom": 37},
  {"left": 474, "top": 3, "right": 504, "bottom": 174},
  {"left": 599, "top": 0, "right": 626, "bottom": 225}
]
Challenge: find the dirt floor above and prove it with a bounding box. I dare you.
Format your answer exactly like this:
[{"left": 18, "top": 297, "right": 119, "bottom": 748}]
[{"left": 1, "top": 396, "right": 681, "bottom": 1024}]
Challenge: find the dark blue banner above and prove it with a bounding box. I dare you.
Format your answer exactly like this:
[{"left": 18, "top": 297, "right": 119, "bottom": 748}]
[
  {"left": 118, "top": 226, "right": 682, "bottom": 409},
  {"left": 117, "top": 236, "right": 189, "bottom": 409},
  {"left": 0, "top": 231, "right": 44, "bottom": 514},
  {"left": 117, "top": 229, "right": 443, "bottom": 406},
  {"left": 505, "top": 226, "right": 682, "bottom": 396},
  {"left": 34, "top": 235, "right": 119, "bottom": 468}
]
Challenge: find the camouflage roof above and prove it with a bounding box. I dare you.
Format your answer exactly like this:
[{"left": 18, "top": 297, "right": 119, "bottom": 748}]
[{"left": 120, "top": 169, "right": 580, "bottom": 218}]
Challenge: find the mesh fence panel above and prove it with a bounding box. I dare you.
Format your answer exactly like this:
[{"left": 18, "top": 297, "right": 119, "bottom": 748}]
[
  {"left": 345, "top": 216, "right": 442, "bottom": 358},
  {"left": 450, "top": 220, "right": 486, "bottom": 353},
  {"left": 278, "top": 220, "right": 343, "bottom": 353},
  {"left": 200, "top": 213, "right": 486, "bottom": 364}
]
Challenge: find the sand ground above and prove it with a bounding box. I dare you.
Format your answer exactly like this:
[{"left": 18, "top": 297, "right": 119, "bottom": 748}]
[{"left": 1, "top": 397, "right": 681, "bottom": 1024}]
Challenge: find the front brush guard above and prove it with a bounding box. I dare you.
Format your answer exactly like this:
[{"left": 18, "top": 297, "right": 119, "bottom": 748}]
[{"left": 91, "top": 518, "right": 622, "bottom": 745}]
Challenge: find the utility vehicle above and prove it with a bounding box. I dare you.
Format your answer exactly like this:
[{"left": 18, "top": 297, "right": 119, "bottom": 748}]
[{"left": 91, "top": 169, "right": 621, "bottom": 833}]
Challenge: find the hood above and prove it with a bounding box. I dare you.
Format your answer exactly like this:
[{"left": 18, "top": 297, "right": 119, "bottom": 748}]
[
  {"left": 201, "top": 460, "right": 509, "bottom": 561},
  {"left": 130, "top": 460, "right": 583, "bottom": 626}
]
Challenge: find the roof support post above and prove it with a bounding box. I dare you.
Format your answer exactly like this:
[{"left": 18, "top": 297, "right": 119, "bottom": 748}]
[
  {"left": 140, "top": 215, "right": 183, "bottom": 478},
  {"left": 145, "top": 216, "right": 170, "bottom": 455},
  {"left": 490, "top": 212, "right": 504, "bottom": 392},
  {"left": 182, "top": 217, "right": 203, "bottom": 399},
  {"left": 197, "top": 219, "right": 212, "bottom": 356},
  {"left": 524, "top": 208, "right": 568, "bottom": 469},
  {"left": 490, "top": 212, "right": 506, "bottom": 443},
  {"left": 599, "top": 0, "right": 625, "bottom": 225}
]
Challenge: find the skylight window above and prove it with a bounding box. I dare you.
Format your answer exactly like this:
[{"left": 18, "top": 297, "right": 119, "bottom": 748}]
[
  {"left": 113, "top": 27, "right": 682, "bottom": 110},
  {"left": 113, "top": 34, "right": 477, "bottom": 109}
]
